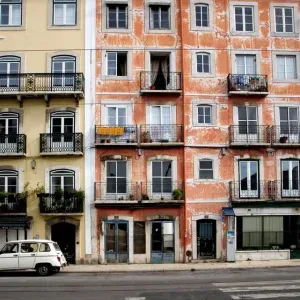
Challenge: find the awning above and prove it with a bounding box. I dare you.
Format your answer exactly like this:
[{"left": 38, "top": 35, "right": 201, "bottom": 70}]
[
  {"left": 222, "top": 207, "right": 235, "bottom": 216},
  {"left": 0, "top": 216, "right": 32, "bottom": 230}
]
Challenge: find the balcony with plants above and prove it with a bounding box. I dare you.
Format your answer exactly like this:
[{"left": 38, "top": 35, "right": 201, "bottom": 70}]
[{"left": 0, "top": 192, "right": 27, "bottom": 214}]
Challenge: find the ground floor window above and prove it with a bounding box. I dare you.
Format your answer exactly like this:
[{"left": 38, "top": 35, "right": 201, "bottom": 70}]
[{"left": 134, "top": 221, "right": 146, "bottom": 254}]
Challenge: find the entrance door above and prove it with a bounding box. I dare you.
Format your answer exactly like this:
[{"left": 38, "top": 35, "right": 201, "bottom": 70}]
[
  {"left": 151, "top": 106, "right": 172, "bottom": 141},
  {"left": 282, "top": 160, "right": 300, "bottom": 197},
  {"left": 51, "top": 223, "right": 76, "bottom": 264},
  {"left": 197, "top": 219, "right": 216, "bottom": 259},
  {"left": 151, "top": 221, "right": 174, "bottom": 263},
  {"left": 105, "top": 221, "right": 128, "bottom": 263},
  {"left": 239, "top": 160, "right": 259, "bottom": 198},
  {"left": 0, "top": 113, "right": 18, "bottom": 152},
  {"left": 236, "top": 106, "right": 258, "bottom": 143}
]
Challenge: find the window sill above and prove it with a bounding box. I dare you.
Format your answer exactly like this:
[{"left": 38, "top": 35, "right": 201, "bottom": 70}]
[
  {"left": 0, "top": 25, "right": 25, "bottom": 31},
  {"left": 191, "top": 27, "right": 214, "bottom": 32},
  {"left": 102, "top": 76, "right": 132, "bottom": 81},
  {"left": 194, "top": 179, "right": 218, "bottom": 183},
  {"left": 193, "top": 124, "right": 216, "bottom": 127},
  {"left": 230, "top": 31, "right": 258, "bottom": 36},
  {"left": 271, "top": 32, "right": 298, "bottom": 38},
  {"left": 273, "top": 79, "right": 300, "bottom": 84},
  {"left": 48, "top": 25, "right": 81, "bottom": 30},
  {"left": 101, "top": 28, "right": 132, "bottom": 33},
  {"left": 146, "top": 29, "right": 174, "bottom": 34},
  {"left": 192, "top": 73, "right": 216, "bottom": 78}
]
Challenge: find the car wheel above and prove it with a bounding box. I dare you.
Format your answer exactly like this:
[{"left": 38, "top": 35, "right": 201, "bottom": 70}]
[
  {"left": 53, "top": 267, "right": 60, "bottom": 273},
  {"left": 36, "top": 264, "right": 52, "bottom": 276}
]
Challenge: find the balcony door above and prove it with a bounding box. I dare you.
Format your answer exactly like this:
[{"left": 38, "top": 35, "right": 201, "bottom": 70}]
[
  {"left": 50, "top": 169, "right": 75, "bottom": 194},
  {"left": 152, "top": 160, "right": 172, "bottom": 197},
  {"left": 106, "top": 161, "right": 127, "bottom": 200},
  {"left": 151, "top": 106, "right": 172, "bottom": 141},
  {"left": 107, "top": 106, "right": 130, "bottom": 142},
  {"left": 0, "top": 56, "right": 20, "bottom": 90},
  {"left": 239, "top": 160, "right": 259, "bottom": 198},
  {"left": 282, "top": 160, "right": 300, "bottom": 197},
  {"left": 236, "top": 106, "right": 258, "bottom": 142},
  {"left": 52, "top": 56, "right": 76, "bottom": 89},
  {"left": 51, "top": 112, "right": 74, "bottom": 151},
  {"left": 0, "top": 170, "right": 18, "bottom": 206},
  {"left": 279, "top": 107, "right": 299, "bottom": 143},
  {"left": 0, "top": 113, "right": 18, "bottom": 152},
  {"left": 236, "top": 55, "right": 256, "bottom": 75}
]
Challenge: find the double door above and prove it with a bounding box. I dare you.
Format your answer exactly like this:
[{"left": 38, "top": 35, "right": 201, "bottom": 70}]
[
  {"left": 151, "top": 106, "right": 173, "bottom": 141},
  {"left": 282, "top": 160, "right": 300, "bottom": 197},
  {"left": 0, "top": 115, "right": 18, "bottom": 151},
  {"left": 239, "top": 161, "right": 259, "bottom": 198}
]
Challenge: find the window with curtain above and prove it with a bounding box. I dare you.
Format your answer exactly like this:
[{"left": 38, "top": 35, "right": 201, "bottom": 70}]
[
  {"left": 275, "top": 7, "right": 294, "bottom": 33},
  {"left": 195, "top": 4, "right": 209, "bottom": 27},
  {"left": 197, "top": 105, "right": 211, "bottom": 125},
  {"left": 0, "top": 0, "right": 21, "bottom": 26},
  {"left": 152, "top": 160, "right": 172, "bottom": 193},
  {"left": 199, "top": 160, "right": 213, "bottom": 179},
  {"left": 196, "top": 53, "right": 210, "bottom": 73},
  {"left": 53, "top": 0, "right": 77, "bottom": 26},
  {"left": 107, "top": 52, "right": 127, "bottom": 76},
  {"left": 107, "top": 4, "right": 127, "bottom": 29},
  {"left": 276, "top": 55, "right": 296, "bottom": 80},
  {"left": 236, "top": 55, "right": 256, "bottom": 74},
  {"left": 234, "top": 6, "right": 254, "bottom": 32},
  {"left": 149, "top": 5, "right": 170, "bottom": 30},
  {"left": 0, "top": 56, "right": 20, "bottom": 88},
  {"left": 50, "top": 169, "right": 75, "bottom": 193},
  {"left": 150, "top": 106, "right": 172, "bottom": 141}
]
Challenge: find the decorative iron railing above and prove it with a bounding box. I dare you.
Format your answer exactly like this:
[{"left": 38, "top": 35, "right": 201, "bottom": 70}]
[
  {"left": 0, "top": 134, "right": 26, "bottom": 154},
  {"left": 140, "top": 125, "right": 183, "bottom": 143},
  {"left": 40, "top": 133, "right": 83, "bottom": 153},
  {"left": 272, "top": 126, "right": 300, "bottom": 144},
  {"left": 39, "top": 194, "right": 84, "bottom": 214},
  {"left": 228, "top": 125, "right": 271, "bottom": 144},
  {"left": 229, "top": 181, "right": 273, "bottom": 201},
  {"left": 0, "top": 73, "right": 84, "bottom": 93},
  {"left": 140, "top": 71, "right": 182, "bottom": 91},
  {"left": 227, "top": 74, "right": 268, "bottom": 94},
  {"left": 0, "top": 194, "right": 26, "bottom": 214},
  {"left": 95, "top": 125, "right": 138, "bottom": 145}
]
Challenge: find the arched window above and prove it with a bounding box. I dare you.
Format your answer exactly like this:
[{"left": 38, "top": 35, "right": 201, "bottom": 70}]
[
  {"left": 50, "top": 111, "right": 75, "bottom": 135},
  {"left": 50, "top": 169, "right": 75, "bottom": 193},
  {"left": 197, "top": 105, "right": 211, "bottom": 125},
  {"left": 52, "top": 55, "right": 76, "bottom": 88},
  {"left": 195, "top": 3, "right": 209, "bottom": 27},
  {"left": 0, "top": 56, "right": 20, "bottom": 88},
  {"left": 0, "top": 170, "right": 18, "bottom": 194},
  {"left": 196, "top": 52, "right": 210, "bottom": 74},
  {"left": 199, "top": 159, "right": 213, "bottom": 179}
]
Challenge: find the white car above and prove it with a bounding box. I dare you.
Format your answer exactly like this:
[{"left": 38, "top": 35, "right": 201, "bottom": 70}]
[{"left": 0, "top": 239, "right": 67, "bottom": 276}]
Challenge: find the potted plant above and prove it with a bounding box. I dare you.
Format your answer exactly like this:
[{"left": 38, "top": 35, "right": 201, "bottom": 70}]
[
  {"left": 129, "top": 194, "right": 134, "bottom": 200},
  {"left": 100, "top": 139, "right": 105, "bottom": 143},
  {"left": 161, "top": 139, "right": 169, "bottom": 143},
  {"left": 141, "top": 194, "right": 149, "bottom": 200},
  {"left": 172, "top": 189, "right": 184, "bottom": 200},
  {"left": 150, "top": 85, "right": 156, "bottom": 90},
  {"left": 280, "top": 136, "right": 288, "bottom": 143},
  {"left": 106, "top": 139, "right": 111, "bottom": 143},
  {"left": 142, "top": 131, "right": 152, "bottom": 143}
]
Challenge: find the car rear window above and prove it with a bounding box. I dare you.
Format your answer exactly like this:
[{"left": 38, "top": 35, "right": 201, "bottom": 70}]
[
  {"left": 39, "top": 243, "right": 51, "bottom": 252},
  {"left": 53, "top": 243, "right": 61, "bottom": 251}
]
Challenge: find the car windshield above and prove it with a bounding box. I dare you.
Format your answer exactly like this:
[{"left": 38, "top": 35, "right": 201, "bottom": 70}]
[{"left": 53, "top": 243, "right": 61, "bottom": 251}]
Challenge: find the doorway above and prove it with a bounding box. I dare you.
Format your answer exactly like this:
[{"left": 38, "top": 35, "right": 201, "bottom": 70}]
[
  {"left": 51, "top": 222, "right": 76, "bottom": 264},
  {"left": 197, "top": 219, "right": 216, "bottom": 259}
]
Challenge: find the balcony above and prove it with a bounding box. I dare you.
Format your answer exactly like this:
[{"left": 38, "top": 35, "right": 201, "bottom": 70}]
[
  {"left": 227, "top": 74, "right": 268, "bottom": 96},
  {"left": 0, "top": 134, "right": 26, "bottom": 156},
  {"left": 140, "top": 71, "right": 182, "bottom": 94},
  {"left": 229, "top": 181, "right": 273, "bottom": 202},
  {"left": 140, "top": 125, "right": 184, "bottom": 146},
  {"left": 272, "top": 126, "right": 300, "bottom": 147},
  {"left": 94, "top": 181, "right": 184, "bottom": 208},
  {"left": 228, "top": 125, "right": 271, "bottom": 146},
  {"left": 40, "top": 133, "right": 83, "bottom": 155},
  {"left": 273, "top": 181, "right": 300, "bottom": 201},
  {"left": 95, "top": 125, "right": 138, "bottom": 146},
  {"left": 0, "top": 73, "right": 84, "bottom": 104},
  {"left": 39, "top": 193, "right": 84, "bottom": 215},
  {"left": 0, "top": 194, "right": 27, "bottom": 214}
]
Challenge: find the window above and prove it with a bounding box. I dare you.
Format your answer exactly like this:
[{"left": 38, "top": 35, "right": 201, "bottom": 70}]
[
  {"left": 0, "top": 0, "right": 21, "bottom": 26},
  {"left": 150, "top": 106, "right": 173, "bottom": 141},
  {"left": 53, "top": 0, "right": 77, "bottom": 26},
  {"left": 150, "top": 5, "right": 170, "bottom": 30},
  {"left": 21, "top": 243, "right": 38, "bottom": 253},
  {"left": 237, "top": 106, "right": 258, "bottom": 135},
  {"left": 1, "top": 243, "right": 18, "bottom": 253},
  {"left": 197, "top": 105, "right": 211, "bottom": 125},
  {"left": 0, "top": 112, "right": 18, "bottom": 135},
  {"left": 0, "top": 56, "right": 20, "bottom": 88},
  {"left": 52, "top": 55, "right": 76, "bottom": 87},
  {"left": 106, "top": 161, "right": 127, "bottom": 194},
  {"left": 195, "top": 4, "right": 209, "bottom": 27},
  {"left": 134, "top": 221, "right": 146, "bottom": 254},
  {"left": 107, "top": 107, "right": 126, "bottom": 126},
  {"left": 276, "top": 55, "right": 296, "bottom": 80},
  {"left": 234, "top": 6, "right": 254, "bottom": 32},
  {"left": 39, "top": 243, "right": 51, "bottom": 252},
  {"left": 107, "top": 52, "right": 127, "bottom": 77},
  {"left": 279, "top": 107, "right": 299, "bottom": 142},
  {"left": 199, "top": 160, "right": 213, "bottom": 179},
  {"left": 196, "top": 53, "right": 210, "bottom": 73},
  {"left": 236, "top": 55, "right": 256, "bottom": 74},
  {"left": 239, "top": 160, "right": 259, "bottom": 198},
  {"left": 107, "top": 4, "right": 127, "bottom": 29},
  {"left": 152, "top": 160, "right": 172, "bottom": 193},
  {"left": 50, "top": 169, "right": 75, "bottom": 193},
  {"left": 275, "top": 7, "right": 294, "bottom": 33},
  {"left": 0, "top": 170, "right": 18, "bottom": 206},
  {"left": 282, "top": 160, "right": 299, "bottom": 197}
]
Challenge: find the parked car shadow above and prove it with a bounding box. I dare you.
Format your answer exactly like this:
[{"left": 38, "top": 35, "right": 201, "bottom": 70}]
[{"left": 0, "top": 271, "right": 39, "bottom": 277}]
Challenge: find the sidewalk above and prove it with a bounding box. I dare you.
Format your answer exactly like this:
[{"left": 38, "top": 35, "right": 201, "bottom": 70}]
[{"left": 62, "top": 259, "right": 300, "bottom": 273}]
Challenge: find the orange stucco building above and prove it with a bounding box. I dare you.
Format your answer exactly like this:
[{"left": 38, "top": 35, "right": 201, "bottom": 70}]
[{"left": 88, "top": 0, "right": 300, "bottom": 263}]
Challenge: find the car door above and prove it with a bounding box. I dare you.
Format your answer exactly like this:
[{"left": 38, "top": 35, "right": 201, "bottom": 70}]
[
  {"left": 0, "top": 243, "right": 19, "bottom": 270},
  {"left": 18, "top": 242, "right": 38, "bottom": 269}
]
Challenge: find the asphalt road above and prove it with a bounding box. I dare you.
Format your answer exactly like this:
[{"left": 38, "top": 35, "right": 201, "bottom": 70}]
[{"left": 1, "top": 267, "right": 300, "bottom": 300}]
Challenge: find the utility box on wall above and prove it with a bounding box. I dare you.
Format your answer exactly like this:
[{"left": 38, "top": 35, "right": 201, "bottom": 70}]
[{"left": 227, "top": 231, "right": 235, "bottom": 262}]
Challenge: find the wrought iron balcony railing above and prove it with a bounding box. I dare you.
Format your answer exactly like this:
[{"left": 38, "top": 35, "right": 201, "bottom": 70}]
[
  {"left": 39, "top": 193, "right": 84, "bottom": 214},
  {"left": 229, "top": 125, "right": 271, "bottom": 145},
  {"left": 0, "top": 134, "right": 26, "bottom": 154},
  {"left": 0, "top": 194, "right": 26, "bottom": 214},
  {"left": 229, "top": 181, "right": 273, "bottom": 201},
  {"left": 140, "top": 125, "right": 183, "bottom": 143},
  {"left": 40, "top": 133, "right": 83, "bottom": 153},
  {"left": 271, "top": 126, "right": 300, "bottom": 145},
  {"left": 0, "top": 73, "right": 84, "bottom": 94},
  {"left": 273, "top": 181, "right": 300, "bottom": 200},
  {"left": 140, "top": 71, "right": 182, "bottom": 92},
  {"left": 227, "top": 74, "right": 268, "bottom": 95},
  {"left": 95, "top": 125, "right": 138, "bottom": 145}
]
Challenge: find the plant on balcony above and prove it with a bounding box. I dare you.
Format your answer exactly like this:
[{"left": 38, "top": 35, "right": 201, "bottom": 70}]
[
  {"left": 0, "top": 203, "right": 9, "bottom": 211},
  {"left": 172, "top": 189, "right": 184, "bottom": 200},
  {"left": 141, "top": 194, "right": 149, "bottom": 200},
  {"left": 142, "top": 131, "right": 152, "bottom": 143},
  {"left": 129, "top": 194, "right": 134, "bottom": 200},
  {"left": 280, "top": 136, "right": 288, "bottom": 143}
]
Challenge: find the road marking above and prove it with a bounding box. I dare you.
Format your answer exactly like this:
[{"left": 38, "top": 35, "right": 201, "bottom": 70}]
[
  {"left": 124, "top": 298, "right": 146, "bottom": 300},
  {"left": 231, "top": 292, "right": 300, "bottom": 299},
  {"left": 213, "top": 279, "right": 300, "bottom": 287},
  {"left": 220, "top": 284, "right": 300, "bottom": 293}
]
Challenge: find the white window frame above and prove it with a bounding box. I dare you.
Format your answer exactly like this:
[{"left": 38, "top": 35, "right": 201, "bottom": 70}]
[
  {"left": 197, "top": 105, "right": 212, "bottom": 125},
  {"left": 274, "top": 7, "right": 294, "bottom": 34},
  {"left": 0, "top": 56, "right": 20, "bottom": 89},
  {"left": 234, "top": 5, "right": 254, "bottom": 33},
  {"left": 231, "top": 51, "right": 260, "bottom": 75},
  {"left": 106, "top": 106, "right": 127, "bottom": 126},
  {"left": 149, "top": 5, "right": 170, "bottom": 30},
  {"left": 275, "top": 55, "right": 297, "bottom": 81},
  {"left": 270, "top": 3, "right": 299, "bottom": 37},
  {"left": 0, "top": 170, "right": 18, "bottom": 194},
  {"left": 194, "top": 154, "right": 219, "bottom": 182},
  {"left": 106, "top": 4, "right": 128, "bottom": 29},
  {"left": 0, "top": 0, "right": 22, "bottom": 27},
  {"left": 195, "top": 4, "right": 209, "bottom": 28},
  {"left": 0, "top": 112, "right": 19, "bottom": 134},
  {"left": 192, "top": 101, "right": 218, "bottom": 127},
  {"left": 151, "top": 160, "right": 173, "bottom": 194},
  {"left": 196, "top": 52, "right": 211, "bottom": 74},
  {"left": 199, "top": 159, "right": 214, "bottom": 180},
  {"left": 229, "top": 1, "right": 258, "bottom": 36},
  {"left": 50, "top": 169, "right": 75, "bottom": 193},
  {"left": 192, "top": 50, "right": 215, "bottom": 78},
  {"left": 235, "top": 54, "right": 256, "bottom": 74},
  {"left": 106, "top": 160, "right": 127, "bottom": 196},
  {"left": 53, "top": 0, "right": 77, "bottom": 26},
  {"left": 190, "top": 0, "right": 213, "bottom": 31}
]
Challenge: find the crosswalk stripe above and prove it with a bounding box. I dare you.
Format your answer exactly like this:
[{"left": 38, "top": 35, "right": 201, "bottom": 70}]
[
  {"left": 231, "top": 292, "right": 300, "bottom": 299},
  {"left": 220, "top": 284, "right": 300, "bottom": 293},
  {"left": 213, "top": 279, "right": 300, "bottom": 287}
]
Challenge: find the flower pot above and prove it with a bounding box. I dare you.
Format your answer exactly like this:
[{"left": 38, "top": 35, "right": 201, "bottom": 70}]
[
  {"left": 280, "top": 136, "right": 288, "bottom": 143},
  {"left": 150, "top": 85, "right": 156, "bottom": 90}
]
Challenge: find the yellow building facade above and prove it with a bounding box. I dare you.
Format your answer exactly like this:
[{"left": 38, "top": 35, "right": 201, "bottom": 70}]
[{"left": 0, "top": 0, "right": 86, "bottom": 264}]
